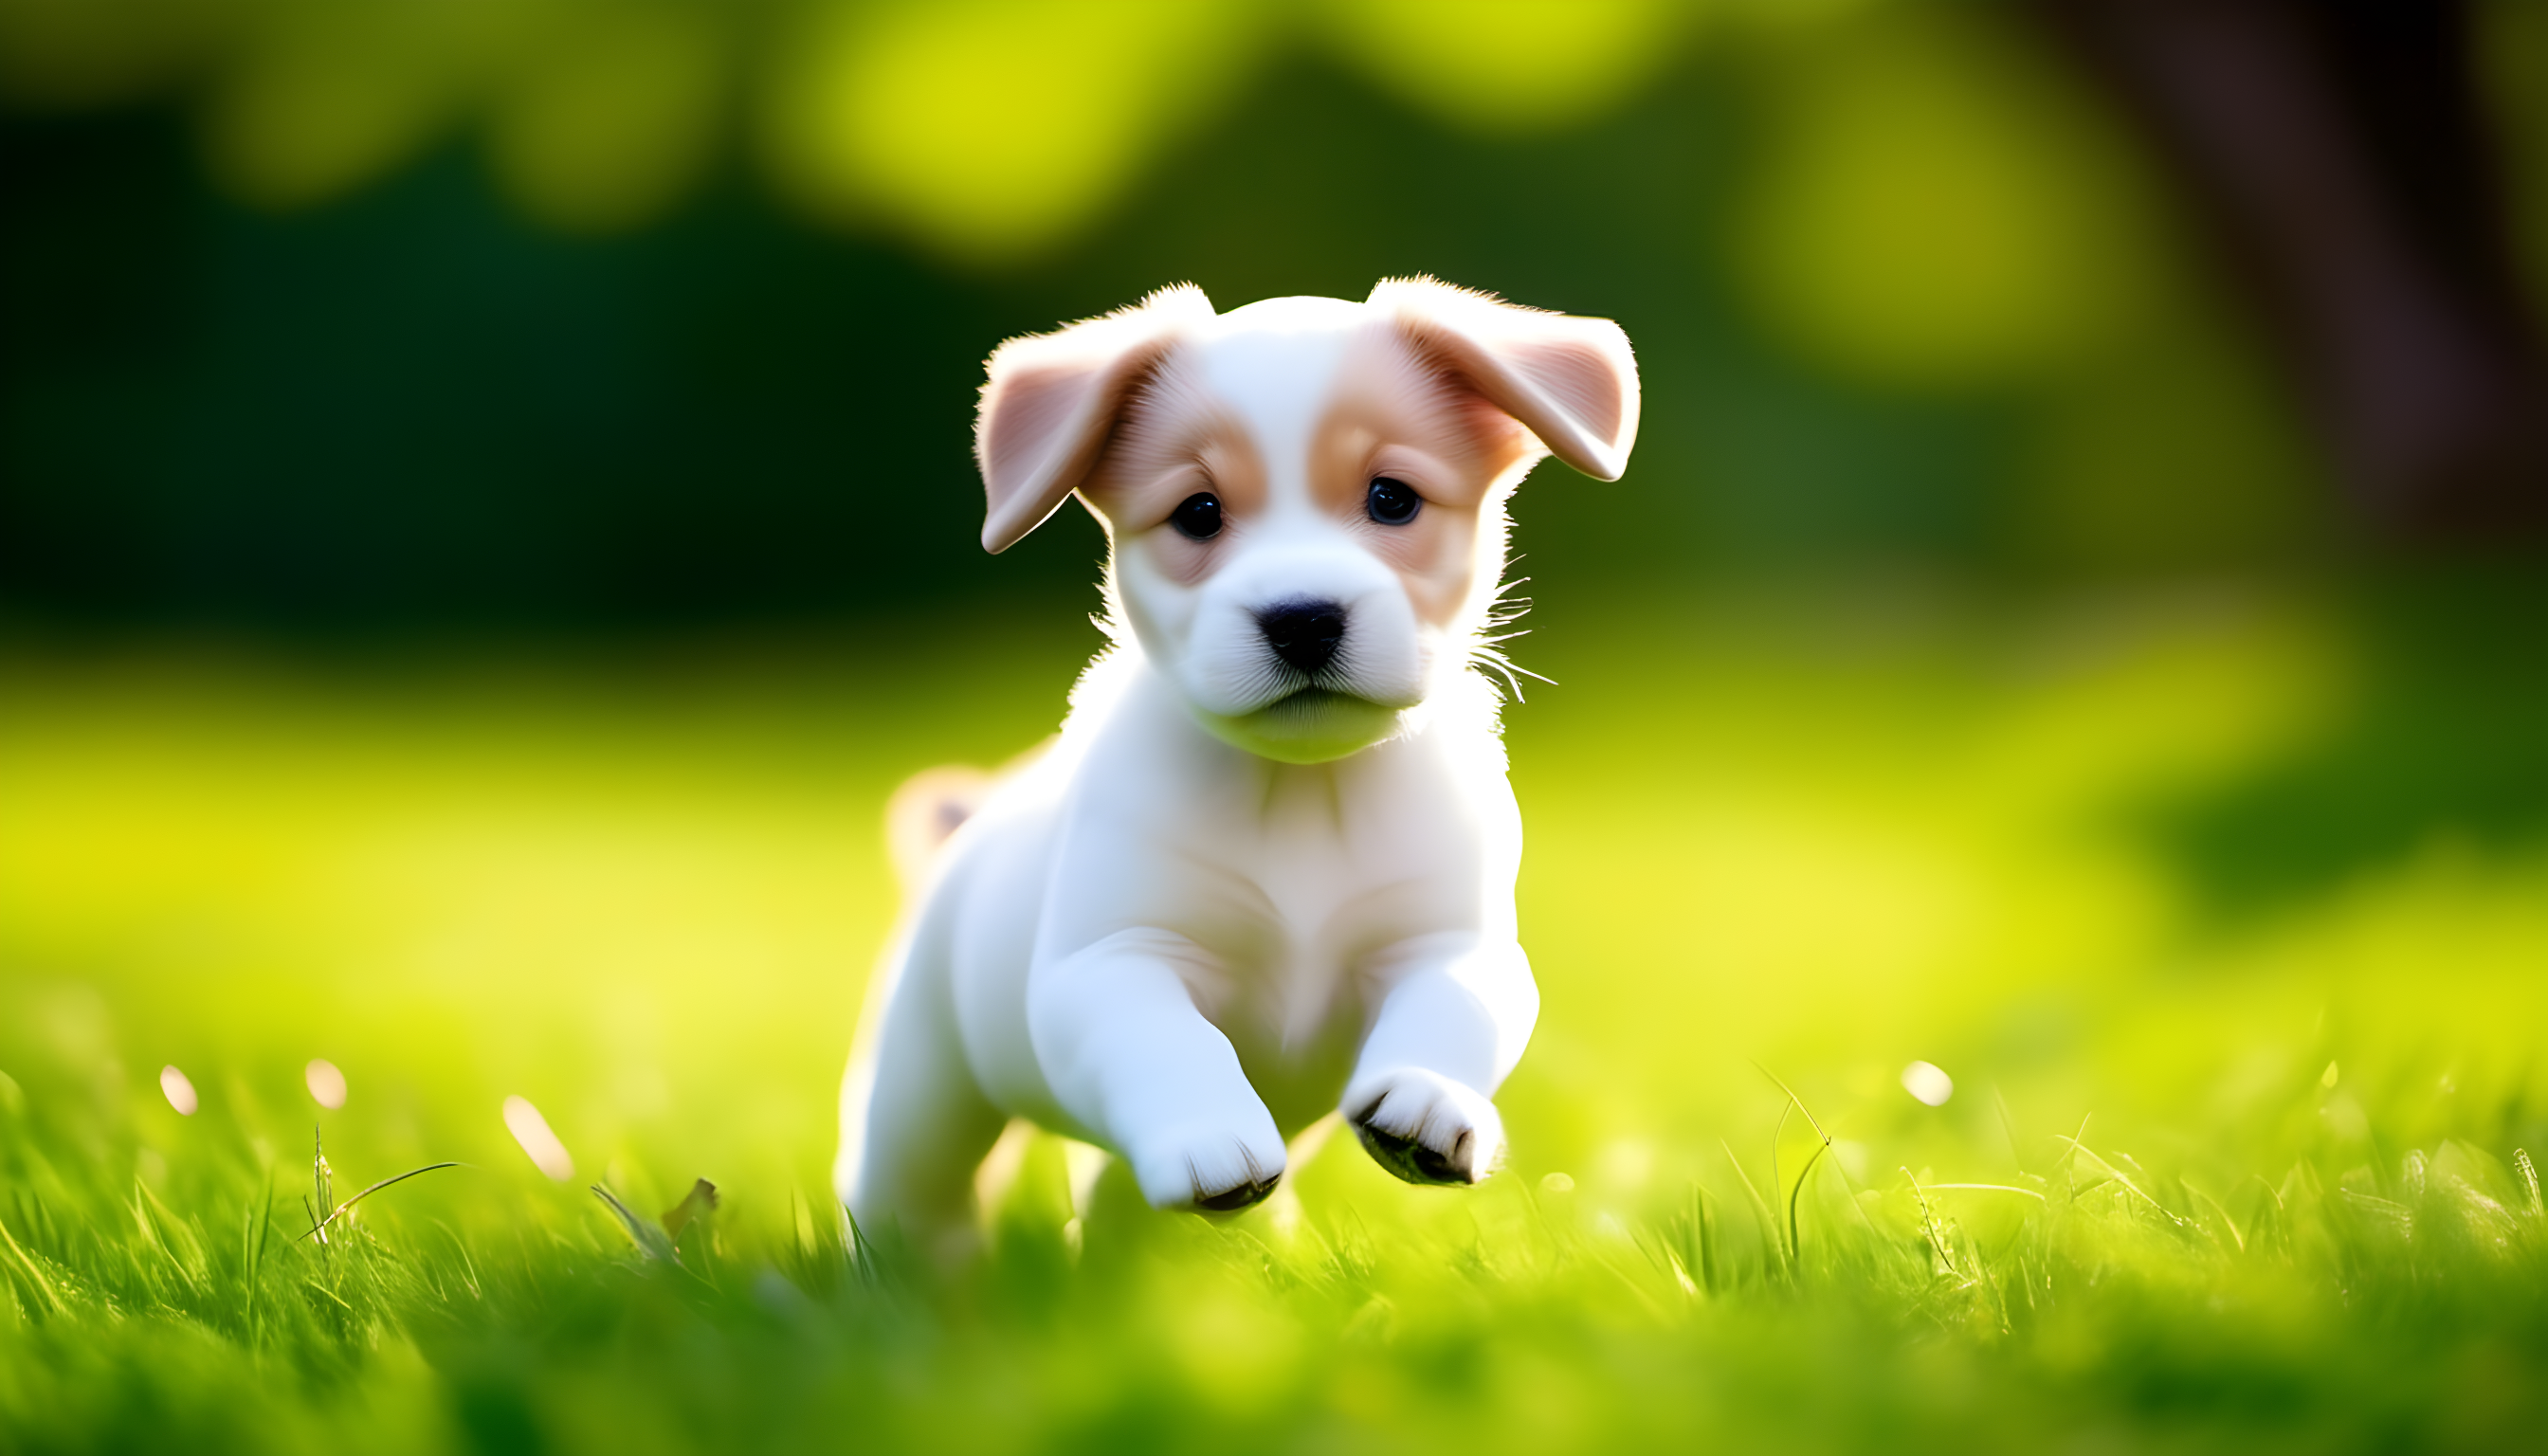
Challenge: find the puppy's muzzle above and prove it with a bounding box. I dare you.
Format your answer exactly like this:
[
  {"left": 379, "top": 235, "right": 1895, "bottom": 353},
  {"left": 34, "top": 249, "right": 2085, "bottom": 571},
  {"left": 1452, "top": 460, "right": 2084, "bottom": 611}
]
[{"left": 1256, "top": 599, "right": 1348, "bottom": 676}]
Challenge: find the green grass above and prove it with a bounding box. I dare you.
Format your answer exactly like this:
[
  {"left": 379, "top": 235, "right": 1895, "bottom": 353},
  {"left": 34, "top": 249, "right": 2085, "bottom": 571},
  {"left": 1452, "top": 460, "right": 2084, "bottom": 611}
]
[{"left": 4, "top": 577, "right": 2547, "bottom": 1454}]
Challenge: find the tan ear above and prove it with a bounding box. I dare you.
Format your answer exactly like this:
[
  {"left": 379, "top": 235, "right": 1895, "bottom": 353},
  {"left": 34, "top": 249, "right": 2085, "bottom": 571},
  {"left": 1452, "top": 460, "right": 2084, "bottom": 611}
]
[
  {"left": 974, "top": 284, "right": 1217, "bottom": 554},
  {"left": 1368, "top": 276, "right": 1640, "bottom": 482}
]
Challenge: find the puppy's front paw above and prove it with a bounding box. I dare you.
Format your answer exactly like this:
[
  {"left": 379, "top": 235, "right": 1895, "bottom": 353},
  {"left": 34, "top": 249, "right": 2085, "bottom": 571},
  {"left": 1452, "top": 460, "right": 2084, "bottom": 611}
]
[
  {"left": 1346, "top": 1068, "right": 1504, "bottom": 1186},
  {"left": 1126, "top": 1119, "right": 1288, "bottom": 1213}
]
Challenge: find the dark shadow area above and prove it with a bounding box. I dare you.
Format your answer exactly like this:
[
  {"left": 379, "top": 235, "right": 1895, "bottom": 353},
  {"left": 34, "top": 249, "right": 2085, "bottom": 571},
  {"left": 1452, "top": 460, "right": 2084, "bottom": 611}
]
[
  {"left": 0, "top": 109, "right": 1097, "bottom": 634},
  {"left": 2138, "top": 564, "right": 2548, "bottom": 919},
  {"left": 2040, "top": 0, "right": 2548, "bottom": 532}
]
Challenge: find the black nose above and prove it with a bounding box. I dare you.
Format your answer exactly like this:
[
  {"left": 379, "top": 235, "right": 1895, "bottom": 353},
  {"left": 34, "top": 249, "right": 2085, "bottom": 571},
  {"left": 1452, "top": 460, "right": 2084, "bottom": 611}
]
[{"left": 1257, "top": 599, "right": 1347, "bottom": 675}]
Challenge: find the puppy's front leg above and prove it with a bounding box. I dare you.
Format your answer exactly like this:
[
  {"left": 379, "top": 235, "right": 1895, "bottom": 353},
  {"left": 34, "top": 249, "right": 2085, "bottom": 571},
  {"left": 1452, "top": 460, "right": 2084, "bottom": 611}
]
[
  {"left": 1342, "top": 934, "right": 1538, "bottom": 1186},
  {"left": 1028, "top": 927, "right": 1286, "bottom": 1210}
]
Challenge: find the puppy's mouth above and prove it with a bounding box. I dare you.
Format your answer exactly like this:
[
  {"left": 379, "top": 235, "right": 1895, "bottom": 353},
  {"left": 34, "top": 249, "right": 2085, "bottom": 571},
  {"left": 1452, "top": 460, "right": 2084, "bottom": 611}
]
[
  {"left": 1192, "top": 680, "right": 1411, "bottom": 764},
  {"left": 1214, "top": 652, "right": 1420, "bottom": 719},
  {"left": 1250, "top": 670, "right": 1423, "bottom": 718},
  {"left": 1263, "top": 685, "right": 1383, "bottom": 717}
]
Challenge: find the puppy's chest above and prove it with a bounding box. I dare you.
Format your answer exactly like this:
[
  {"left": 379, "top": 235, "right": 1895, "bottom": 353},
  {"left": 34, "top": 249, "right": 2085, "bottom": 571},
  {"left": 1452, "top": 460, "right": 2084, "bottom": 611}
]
[{"left": 1158, "top": 764, "right": 1429, "bottom": 973}]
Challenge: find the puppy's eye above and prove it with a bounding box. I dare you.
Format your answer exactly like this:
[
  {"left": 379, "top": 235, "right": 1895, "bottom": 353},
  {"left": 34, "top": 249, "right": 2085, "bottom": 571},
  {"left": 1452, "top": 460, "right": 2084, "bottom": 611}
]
[
  {"left": 1169, "top": 492, "right": 1223, "bottom": 539},
  {"left": 1366, "top": 477, "right": 1422, "bottom": 526}
]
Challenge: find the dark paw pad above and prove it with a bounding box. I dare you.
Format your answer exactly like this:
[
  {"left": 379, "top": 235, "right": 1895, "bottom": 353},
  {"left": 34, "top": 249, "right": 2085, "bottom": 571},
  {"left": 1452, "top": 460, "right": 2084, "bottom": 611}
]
[
  {"left": 1192, "top": 1174, "right": 1280, "bottom": 1212},
  {"left": 1353, "top": 1113, "right": 1474, "bottom": 1186}
]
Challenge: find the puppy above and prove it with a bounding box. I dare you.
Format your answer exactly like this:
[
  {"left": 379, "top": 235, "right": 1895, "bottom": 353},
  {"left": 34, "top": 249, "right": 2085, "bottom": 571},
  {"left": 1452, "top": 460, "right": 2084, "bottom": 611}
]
[{"left": 836, "top": 278, "right": 1639, "bottom": 1235}]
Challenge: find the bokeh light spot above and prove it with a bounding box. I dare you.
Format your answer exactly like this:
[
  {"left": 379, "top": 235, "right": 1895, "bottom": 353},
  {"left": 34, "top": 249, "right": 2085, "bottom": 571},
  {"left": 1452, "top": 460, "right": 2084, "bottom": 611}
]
[
  {"left": 305, "top": 1058, "right": 347, "bottom": 1109},
  {"left": 158, "top": 1064, "right": 197, "bottom": 1116},
  {"left": 201, "top": 9, "right": 466, "bottom": 209},
  {"left": 1736, "top": 7, "right": 2164, "bottom": 386},
  {"left": 1901, "top": 1060, "right": 1954, "bottom": 1106},
  {"left": 765, "top": 0, "right": 1262, "bottom": 263},
  {"left": 504, "top": 1095, "right": 575, "bottom": 1181},
  {"left": 487, "top": 5, "right": 725, "bottom": 234},
  {"left": 1315, "top": 0, "right": 1694, "bottom": 136}
]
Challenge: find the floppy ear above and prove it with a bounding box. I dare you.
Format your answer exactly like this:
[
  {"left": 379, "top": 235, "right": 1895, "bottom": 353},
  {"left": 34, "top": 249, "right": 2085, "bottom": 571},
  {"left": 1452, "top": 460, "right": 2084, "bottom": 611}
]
[
  {"left": 974, "top": 284, "right": 1217, "bottom": 554},
  {"left": 1368, "top": 276, "right": 1640, "bottom": 482}
]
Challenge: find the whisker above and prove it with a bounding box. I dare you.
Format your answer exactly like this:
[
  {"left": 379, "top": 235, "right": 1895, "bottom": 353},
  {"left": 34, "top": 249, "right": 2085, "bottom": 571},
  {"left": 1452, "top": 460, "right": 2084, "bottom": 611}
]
[{"left": 1465, "top": 562, "right": 1548, "bottom": 701}]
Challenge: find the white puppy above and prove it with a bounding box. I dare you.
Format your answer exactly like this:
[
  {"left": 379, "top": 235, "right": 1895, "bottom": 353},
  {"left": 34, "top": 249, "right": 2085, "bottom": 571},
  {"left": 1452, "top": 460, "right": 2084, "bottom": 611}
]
[{"left": 836, "top": 278, "right": 1639, "bottom": 1234}]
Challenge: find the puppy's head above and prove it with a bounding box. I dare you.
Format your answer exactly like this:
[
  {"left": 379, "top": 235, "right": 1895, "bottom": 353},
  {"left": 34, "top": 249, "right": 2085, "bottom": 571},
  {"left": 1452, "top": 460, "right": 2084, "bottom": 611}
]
[{"left": 974, "top": 278, "right": 1639, "bottom": 764}]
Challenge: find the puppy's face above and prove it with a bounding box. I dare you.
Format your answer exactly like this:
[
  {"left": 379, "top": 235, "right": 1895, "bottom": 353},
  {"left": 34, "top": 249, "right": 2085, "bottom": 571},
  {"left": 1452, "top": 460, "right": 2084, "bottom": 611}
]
[
  {"left": 974, "top": 281, "right": 1639, "bottom": 764},
  {"left": 1084, "top": 303, "right": 1538, "bottom": 761}
]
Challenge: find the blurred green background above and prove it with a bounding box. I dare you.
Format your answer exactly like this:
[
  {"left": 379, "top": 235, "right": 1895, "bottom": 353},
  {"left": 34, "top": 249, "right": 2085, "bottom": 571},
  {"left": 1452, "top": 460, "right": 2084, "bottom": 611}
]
[{"left": 5, "top": 2, "right": 2548, "bottom": 1451}]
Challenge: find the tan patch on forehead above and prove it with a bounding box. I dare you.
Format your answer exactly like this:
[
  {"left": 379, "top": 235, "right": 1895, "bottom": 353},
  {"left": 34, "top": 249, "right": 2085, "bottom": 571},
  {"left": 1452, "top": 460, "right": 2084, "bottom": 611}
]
[
  {"left": 1082, "top": 349, "right": 1266, "bottom": 527},
  {"left": 1311, "top": 328, "right": 1537, "bottom": 513}
]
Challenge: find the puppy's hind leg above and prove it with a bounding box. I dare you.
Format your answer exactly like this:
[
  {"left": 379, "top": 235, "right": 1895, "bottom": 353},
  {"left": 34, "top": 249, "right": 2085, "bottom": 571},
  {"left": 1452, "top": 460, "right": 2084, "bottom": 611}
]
[{"left": 836, "top": 917, "right": 1007, "bottom": 1258}]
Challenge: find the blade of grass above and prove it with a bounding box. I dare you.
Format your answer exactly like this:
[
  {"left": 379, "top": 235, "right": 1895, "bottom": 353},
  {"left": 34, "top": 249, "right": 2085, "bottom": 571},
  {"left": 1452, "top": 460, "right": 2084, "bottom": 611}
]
[
  {"left": 1697, "top": 1184, "right": 1720, "bottom": 1295},
  {"left": 1754, "top": 1062, "right": 1880, "bottom": 1263},
  {"left": 1753, "top": 1062, "right": 1839, "bottom": 1147},
  {"left": 591, "top": 1184, "right": 679, "bottom": 1264},
  {"left": 131, "top": 1177, "right": 206, "bottom": 1293},
  {"left": 313, "top": 1123, "right": 332, "bottom": 1247},
  {"left": 2183, "top": 1181, "right": 2247, "bottom": 1252},
  {"left": 2053, "top": 1135, "right": 2197, "bottom": 1231},
  {"left": 430, "top": 1220, "right": 483, "bottom": 1301},
  {"left": 1925, "top": 1184, "right": 2048, "bottom": 1200},
  {"left": 1720, "top": 1139, "right": 1788, "bottom": 1281},
  {"left": 1789, "top": 1141, "right": 1829, "bottom": 1267},
  {"left": 845, "top": 1203, "right": 886, "bottom": 1289},
  {"left": 1902, "top": 1168, "right": 1962, "bottom": 1282},
  {"left": 292, "top": 1164, "right": 463, "bottom": 1245},
  {"left": 1995, "top": 1086, "right": 2026, "bottom": 1174},
  {"left": 1769, "top": 1097, "right": 1791, "bottom": 1246},
  {"left": 240, "top": 1174, "right": 272, "bottom": 1344},
  {"left": 0, "top": 1212, "right": 65, "bottom": 1316}
]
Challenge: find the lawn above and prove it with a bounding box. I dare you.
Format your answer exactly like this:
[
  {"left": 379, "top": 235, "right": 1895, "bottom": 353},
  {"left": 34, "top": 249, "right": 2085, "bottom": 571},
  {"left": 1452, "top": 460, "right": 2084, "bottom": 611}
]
[{"left": 4, "top": 574, "right": 2545, "bottom": 1454}]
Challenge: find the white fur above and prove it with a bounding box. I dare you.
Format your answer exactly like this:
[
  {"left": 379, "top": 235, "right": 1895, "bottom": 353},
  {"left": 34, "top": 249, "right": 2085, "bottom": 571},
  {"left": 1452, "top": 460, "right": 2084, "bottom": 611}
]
[{"left": 837, "top": 280, "right": 1639, "bottom": 1235}]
